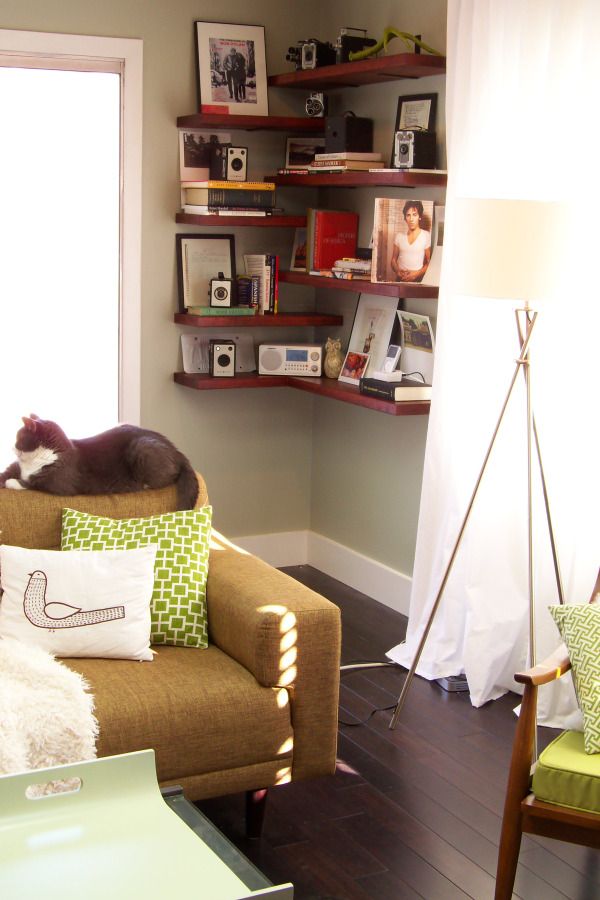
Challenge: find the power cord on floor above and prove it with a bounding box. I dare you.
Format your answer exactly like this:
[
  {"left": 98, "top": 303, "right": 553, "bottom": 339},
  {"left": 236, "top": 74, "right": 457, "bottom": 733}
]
[{"left": 338, "top": 660, "right": 404, "bottom": 727}]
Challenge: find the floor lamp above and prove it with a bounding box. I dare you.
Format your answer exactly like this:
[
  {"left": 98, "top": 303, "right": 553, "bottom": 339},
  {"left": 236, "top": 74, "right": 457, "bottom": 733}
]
[{"left": 390, "top": 197, "right": 566, "bottom": 731}]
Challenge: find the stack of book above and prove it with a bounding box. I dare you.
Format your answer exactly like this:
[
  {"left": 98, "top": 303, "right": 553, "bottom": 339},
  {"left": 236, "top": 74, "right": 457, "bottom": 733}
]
[
  {"left": 181, "top": 180, "right": 277, "bottom": 216},
  {"left": 359, "top": 376, "right": 432, "bottom": 402},
  {"left": 331, "top": 257, "right": 372, "bottom": 280},
  {"left": 308, "top": 151, "right": 385, "bottom": 173},
  {"left": 243, "top": 253, "right": 279, "bottom": 314},
  {"left": 305, "top": 209, "right": 359, "bottom": 272}
]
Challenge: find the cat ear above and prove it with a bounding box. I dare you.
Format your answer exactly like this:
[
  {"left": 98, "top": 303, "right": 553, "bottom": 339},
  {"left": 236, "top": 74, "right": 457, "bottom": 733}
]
[{"left": 22, "top": 416, "right": 37, "bottom": 432}]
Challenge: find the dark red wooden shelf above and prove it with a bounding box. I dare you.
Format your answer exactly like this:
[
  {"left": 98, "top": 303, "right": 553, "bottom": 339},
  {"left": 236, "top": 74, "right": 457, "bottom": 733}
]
[
  {"left": 279, "top": 270, "right": 439, "bottom": 299},
  {"left": 268, "top": 52, "right": 446, "bottom": 90},
  {"left": 268, "top": 170, "right": 447, "bottom": 188},
  {"left": 176, "top": 213, "right": 305, "bottom": 228},
  {"left": 176, "top": 113, "right": 324, "bottom": 133},
  {"left": 174, "top": 312, "right": 343, "bottom": 328},
  {"left": 174, "top": 372, "right": 430, "bottom": 416}
]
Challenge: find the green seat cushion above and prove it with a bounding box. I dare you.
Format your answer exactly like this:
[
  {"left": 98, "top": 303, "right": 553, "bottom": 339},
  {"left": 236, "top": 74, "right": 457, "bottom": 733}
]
[
  {"left": 549, "top": 603, "right": 600, "bottom": 753},
  {"left": 61, "top": 506, "right": 212, "bottom": 649},
  {"left": 532, "top": 730, "right": 600, "bottom": 813}
]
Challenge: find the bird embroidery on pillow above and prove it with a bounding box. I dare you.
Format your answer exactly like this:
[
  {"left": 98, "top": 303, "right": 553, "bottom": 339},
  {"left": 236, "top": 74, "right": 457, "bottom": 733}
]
[{"left": 24, "top": 570, "right": 125, "bottom": 628}]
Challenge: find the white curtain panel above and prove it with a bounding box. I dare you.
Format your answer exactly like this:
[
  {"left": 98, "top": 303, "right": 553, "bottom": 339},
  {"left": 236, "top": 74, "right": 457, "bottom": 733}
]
[{"left": 388, "top": 0, "right": 600, "bottom": 727}]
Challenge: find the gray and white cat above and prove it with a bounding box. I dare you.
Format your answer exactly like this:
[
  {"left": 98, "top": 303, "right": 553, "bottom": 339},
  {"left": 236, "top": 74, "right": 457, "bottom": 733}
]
[{"left": 0, "top": 415, "right": 198, "bottom": 510}]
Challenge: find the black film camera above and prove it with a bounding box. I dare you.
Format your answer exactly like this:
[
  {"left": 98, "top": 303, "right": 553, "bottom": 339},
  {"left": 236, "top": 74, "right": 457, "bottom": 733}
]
[
  {"left": 286, "top": 39, "right": 336, "bottom": 70},
  {"left": 334, "top": 27, "right": 377, "bottom": 64}
]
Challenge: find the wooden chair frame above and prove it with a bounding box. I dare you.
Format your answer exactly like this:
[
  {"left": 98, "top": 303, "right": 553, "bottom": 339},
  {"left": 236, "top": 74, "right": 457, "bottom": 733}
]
[{"left": 495, "top": 570, "right": 600, "bottom": 899}]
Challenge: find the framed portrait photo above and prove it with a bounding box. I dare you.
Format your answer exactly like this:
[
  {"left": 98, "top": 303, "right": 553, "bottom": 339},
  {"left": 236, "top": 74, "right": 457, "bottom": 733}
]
[
  {"left": 338, "top": 350, "right": 370, "bottom": 385},
  {"left": 176, "top": 233, "right": 236, "bottom": 312},
  {"left": 347, "top": 295, "right": 399, "bottom": 374},
  {"left": 194, "top": 21, "right": 268, "bottom": 116}
]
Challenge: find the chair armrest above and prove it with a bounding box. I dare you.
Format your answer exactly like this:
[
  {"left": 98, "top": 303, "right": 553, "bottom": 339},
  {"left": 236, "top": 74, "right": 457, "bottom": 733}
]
[
  {"left": 205, "top": 531, "right": 341, "bottom": 780},
  {"left": 515, "top": 643, "right": 571, "bottom": 686}
]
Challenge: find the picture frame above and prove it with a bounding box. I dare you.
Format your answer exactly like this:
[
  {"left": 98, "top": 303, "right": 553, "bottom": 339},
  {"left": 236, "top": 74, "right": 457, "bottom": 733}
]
[
  {"left": 284, "top": 136, "right": 326, "bottom": 169},
  {"left": 346, "top": 294, "right": 399, "bottom": 375},
  {"left": 176, "top": 234, "right": 236, "bottom": 312},
  {"left": 371, "top": 197, "right": 434, "bottom": 284},
  {"left": 194, "top": 21, "right": 268, "bottom": 116},
  {"left": 338, "top": 350, "right": 370, "bottom": 385},
  {"left": 290, "top": 227, "right": 307, "bottom": 271},
  {"left": 394, "top": 93, "right": 437, "bottom": 132},
  {"left": 179, "top": 130, "right": 232, "bottom": 181}
]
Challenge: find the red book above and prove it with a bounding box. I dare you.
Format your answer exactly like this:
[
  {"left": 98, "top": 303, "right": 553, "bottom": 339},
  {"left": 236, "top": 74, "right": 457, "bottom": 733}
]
[{"left": 312, "top": 210, "right": 359, "bottom": 270}]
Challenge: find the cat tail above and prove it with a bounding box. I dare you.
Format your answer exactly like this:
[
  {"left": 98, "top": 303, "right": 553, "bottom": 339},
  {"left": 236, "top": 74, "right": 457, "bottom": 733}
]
[{"left": 176, "top": 460, "right": 199, "bottom": 510}]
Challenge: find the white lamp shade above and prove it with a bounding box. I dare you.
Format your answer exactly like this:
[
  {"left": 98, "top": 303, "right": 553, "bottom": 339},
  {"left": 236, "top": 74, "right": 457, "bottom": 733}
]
[{"left": 453, "top": 198, "right": 568, "bottom": 301}]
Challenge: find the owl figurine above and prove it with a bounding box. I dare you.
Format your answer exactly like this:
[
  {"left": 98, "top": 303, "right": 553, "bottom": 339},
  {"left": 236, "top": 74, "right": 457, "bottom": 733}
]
[{"left": 324, "top": 337, "right": 344, "bottom": 379}]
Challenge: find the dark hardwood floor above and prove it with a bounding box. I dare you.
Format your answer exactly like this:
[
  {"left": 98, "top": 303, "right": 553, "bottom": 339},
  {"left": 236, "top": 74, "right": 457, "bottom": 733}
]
[{"left": 197, "top": 565, "right": 599, "bottom": 899}]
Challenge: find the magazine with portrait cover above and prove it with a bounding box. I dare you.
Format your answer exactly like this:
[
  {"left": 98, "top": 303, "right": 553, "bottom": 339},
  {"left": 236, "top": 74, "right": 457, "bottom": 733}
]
[{"left": 371, "top": 198, "right": 434, "bottom": 284}]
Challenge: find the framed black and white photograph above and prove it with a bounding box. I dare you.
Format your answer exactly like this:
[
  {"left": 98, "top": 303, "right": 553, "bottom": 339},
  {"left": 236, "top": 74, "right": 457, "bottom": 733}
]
[
  {"left": 179, "top": 130, "right": 232, "bottom": 181},
  {"left": 347, "top": 295, "right": 399, "bottom": 374},
  {"left": 394, "top": 93, "right": 437, "bottom": 132},
  {"left": 284, "top": 136, "right": 326, "bottom": 169},
  {"left": 338, "top": 350, "right": 370, "bottom": 385},
  {"left": 194, "top": 21, "right": 268, "bottom": 116},
  {"left": 176, "top": 234, "right": 236, "bottom": 312}
]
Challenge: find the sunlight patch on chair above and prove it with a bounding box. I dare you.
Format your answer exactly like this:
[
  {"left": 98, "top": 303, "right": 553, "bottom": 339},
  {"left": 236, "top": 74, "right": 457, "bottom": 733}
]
[
  {"left": 275, "top": 766, "right": 292, "bottom": 785},
  {"left": 277, "top": 737, "right": 294, "bottom": 755}
]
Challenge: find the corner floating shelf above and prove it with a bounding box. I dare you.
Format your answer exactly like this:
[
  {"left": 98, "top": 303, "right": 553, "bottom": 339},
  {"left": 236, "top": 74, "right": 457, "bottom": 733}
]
[
  {"left": 176, "top": 113, "right": 324, "bottom": 133},
  {"left": 279, "top": 270, "right": 439, "bottom": 299},
  {"left": 267, "top": 52, "right": 446, "bottom": 90},
  {"left": 176, "top": 213, "right": 305, "bottom": 228},
  {"left": 268, "top": 171, "right": 447, "bottom": 188},
  {"left": 174, "top": 312, "right": 343, "bottom": 328},
  {"left": 174, "top": 372, "right": 430, "bottom": 417}
]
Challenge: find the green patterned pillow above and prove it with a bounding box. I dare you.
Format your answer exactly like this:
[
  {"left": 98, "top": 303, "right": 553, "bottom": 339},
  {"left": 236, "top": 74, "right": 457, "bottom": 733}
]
[
  {"left": 549, "top": 603, "right": 600, "bottom": 754},
  {"left": 61, "top": 506, "right": 212, "bottom": 649}
]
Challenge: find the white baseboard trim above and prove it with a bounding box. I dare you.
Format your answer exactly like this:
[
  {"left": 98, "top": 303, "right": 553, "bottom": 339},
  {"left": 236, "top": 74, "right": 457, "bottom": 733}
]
[{"left": 231, "top": 530, "right": 412, "bottom": 616}]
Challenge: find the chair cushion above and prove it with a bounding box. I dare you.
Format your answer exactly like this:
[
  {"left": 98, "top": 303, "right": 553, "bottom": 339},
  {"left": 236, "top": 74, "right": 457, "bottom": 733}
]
[
  {"left": 65, "top": 645, "right": 293, "bottom": 784},
  {"left": 61, "top": 507, "right": 212, "bottom": 649},
  {"left": 532, "top": 730, "right": 600, "bottom": 813},
  {"left": 549, "top": 603, "right": 600, "bottom": 753}
]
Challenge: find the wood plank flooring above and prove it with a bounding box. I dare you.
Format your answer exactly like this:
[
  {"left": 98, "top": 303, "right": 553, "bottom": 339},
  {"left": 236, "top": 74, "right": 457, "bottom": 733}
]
[{"left": 197, "top": 565, "right": 599, "bottom": 899}]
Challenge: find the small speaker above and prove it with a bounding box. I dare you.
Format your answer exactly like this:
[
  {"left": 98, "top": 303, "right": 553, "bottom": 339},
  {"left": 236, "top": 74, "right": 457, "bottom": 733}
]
[
  {"left": 325, "top": 115, "right": 373, "bottom": 153},
  {"left": 260, "top": 348, "right": 282, "bottom": 372}
]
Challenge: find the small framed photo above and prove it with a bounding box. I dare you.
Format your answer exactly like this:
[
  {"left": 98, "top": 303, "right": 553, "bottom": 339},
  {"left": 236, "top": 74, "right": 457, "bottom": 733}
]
[
  {"left": 194, "top": 21, "right": 268, "bottom": 116},
  {"left": 176, "top": 234, "right": 236, "bottom": 312},
  {"left": 290, "top": 227, "right": 307, "bottom": 271},
  {"left": 179, "top": 130, "right": 232, "bottom": 181},
  {"left": 338, "top": 350, "right": 370, "bottom": 385},
  {"left": 284, "top": 136, "right": 326, "bottom": 169},
  {"left": 394, "top": 93, "right": 437, "bottom": 132}
]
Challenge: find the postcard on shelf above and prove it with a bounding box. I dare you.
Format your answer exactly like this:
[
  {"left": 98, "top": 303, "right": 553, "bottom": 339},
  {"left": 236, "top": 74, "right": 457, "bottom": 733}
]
[
  {"left": 179, "top": 130, "right": 232, "bottom": 182},
  {"left": 284, "top": 136, "right": 326, "bottom": 170},
  {"left": 290, "top": 227, "right": 307, "bottom": 271},
  {"left": 371, "top": 197, "right": 434, "bottom": 284},
  {"left": 347, "top": 295, "right": 399, "bottom": 376},
  {"left": 338, "top": 350, "right": 370, "bottom": 385},
  {"left": 398, "top": 310, "right": 435, "bottom": 385}
]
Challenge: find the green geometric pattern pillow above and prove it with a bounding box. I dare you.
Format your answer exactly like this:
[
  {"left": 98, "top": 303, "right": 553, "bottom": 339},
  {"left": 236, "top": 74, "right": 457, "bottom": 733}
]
[
  {"left": 549, "top": 603, "right": 600, "bottom": 754},
  {"left": 61, "top": 506, "right": 212, "bottom": 649}
]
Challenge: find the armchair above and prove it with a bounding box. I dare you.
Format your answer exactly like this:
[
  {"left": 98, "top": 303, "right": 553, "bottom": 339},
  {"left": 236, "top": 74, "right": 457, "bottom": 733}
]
[
  {"left": 0, "top": 474, "right": 342, "bottom": 837},
  {"left": 495, "top": 570, "right": 600, "bottom": 899}
]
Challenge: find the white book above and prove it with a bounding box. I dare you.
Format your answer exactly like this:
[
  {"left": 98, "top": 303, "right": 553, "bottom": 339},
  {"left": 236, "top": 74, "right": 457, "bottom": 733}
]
[
  {"left": 244, "top": 254, "right": 270, "bottom": 313},
  {"left": 314, "top": 151, "right": 384, "bottom": 161}
]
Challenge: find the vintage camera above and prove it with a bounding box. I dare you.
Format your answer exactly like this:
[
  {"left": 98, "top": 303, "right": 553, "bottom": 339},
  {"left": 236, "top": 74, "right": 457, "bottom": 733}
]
[
  {"left": 393, "top": 130, "right": 437, "bottom": 169},
  {"left": 286, "top": 39, "right": 336, "bottom": 70},
  {"left": 208, "top": 340, "right": 236, "bottom": 377},
  {"left": 334, "top": 27, "right": 377, "bottom": 64},
  {"left": 208, "top": 143, "right": 248, "bottom": 181},
  {"left": 209, "top": 272, "right": 233, "bottom": 308},
  {"left": 305, "top": 92, "right": 328, "bottom": 117}
]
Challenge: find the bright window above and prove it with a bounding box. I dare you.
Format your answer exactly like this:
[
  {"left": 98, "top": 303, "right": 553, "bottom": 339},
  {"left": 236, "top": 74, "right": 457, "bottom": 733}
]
[{"left": 0, "top": 30, "right": 142, "bottom": 461}]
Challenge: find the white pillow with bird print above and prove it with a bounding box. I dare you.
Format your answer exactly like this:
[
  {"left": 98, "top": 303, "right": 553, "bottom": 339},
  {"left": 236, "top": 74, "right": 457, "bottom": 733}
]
[{"left": 0, "top": 544, "right": 157, "bottom": 661}]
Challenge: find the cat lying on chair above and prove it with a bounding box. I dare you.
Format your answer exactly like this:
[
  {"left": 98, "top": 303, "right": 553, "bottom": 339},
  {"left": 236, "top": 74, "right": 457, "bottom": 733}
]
[{"left": 0, "top": 415, "right": 198, "bottom": 510}]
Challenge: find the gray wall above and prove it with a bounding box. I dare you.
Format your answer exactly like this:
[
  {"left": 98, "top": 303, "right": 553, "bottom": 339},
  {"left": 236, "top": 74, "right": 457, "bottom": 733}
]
[{"left": 1, "top": 0, "right": 447, "bottom": 576}]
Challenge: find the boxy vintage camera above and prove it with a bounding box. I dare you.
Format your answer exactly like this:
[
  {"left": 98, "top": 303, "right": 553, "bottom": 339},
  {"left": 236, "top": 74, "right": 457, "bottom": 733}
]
[
  {"left": 209, "top": 272, "right": 233, "bottom": 308},
  {"left": 209, "top": 340, "right": 236, "bottom": 377},
  {"left": 393, "top": 130, "right": 437, "bottom": 169},
  {"left": 334, "top": 28, "right": 377, "bottom": 64},
  {"left": 286, "top": 39, "right": 336, "bottom": 70},
  {"left": 305, "top": 92, "right": 327, "bottom": 117},
  {"left": 208, "top": 143, "right": 248, "bottom": 181}
]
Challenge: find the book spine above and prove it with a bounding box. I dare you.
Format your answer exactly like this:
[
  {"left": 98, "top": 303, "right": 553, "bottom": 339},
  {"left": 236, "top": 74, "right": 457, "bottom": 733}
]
[
  {"left": 184, "top": 189, "right": 275, "bottom": 208},
  {"left": 358, "top": 380, "right": 396, "bottom": 400},
  {"left": 181, "top": 180, "right": 275, "bottom": 190},
  {"left": 186, "top": 307, "right": 256, "bottom": 316}
]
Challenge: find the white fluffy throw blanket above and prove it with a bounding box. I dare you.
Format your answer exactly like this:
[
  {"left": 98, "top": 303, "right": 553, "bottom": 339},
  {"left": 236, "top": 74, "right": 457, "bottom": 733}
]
[{"left": 0, "top": 636, "right": 98, "bottom": 777}]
